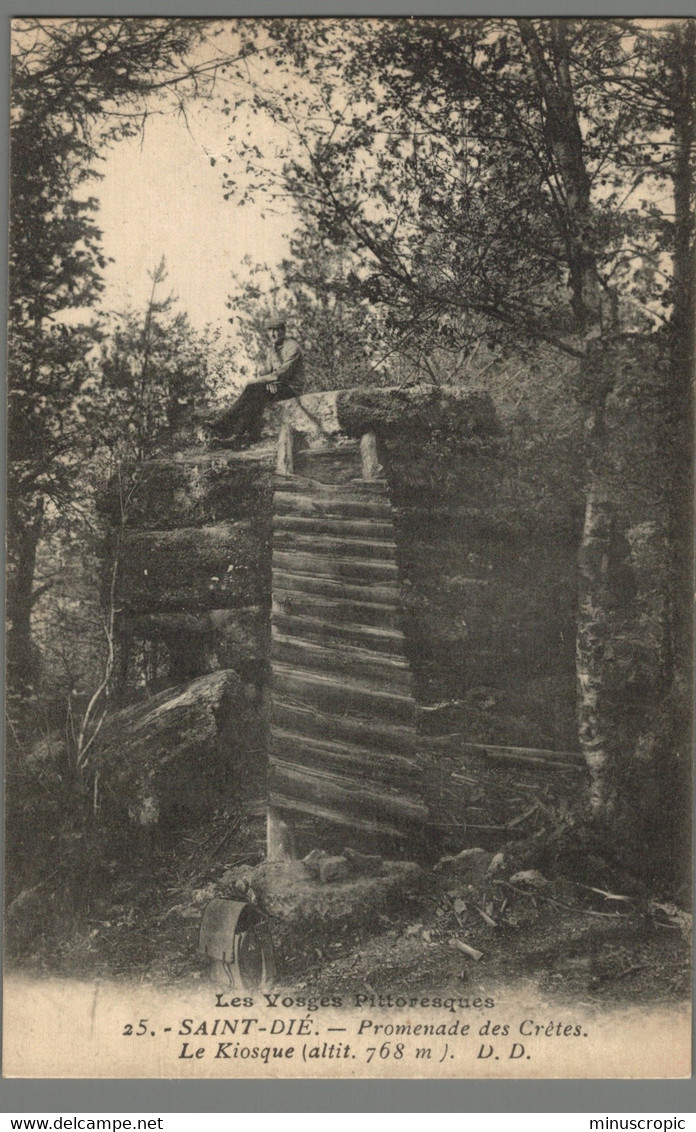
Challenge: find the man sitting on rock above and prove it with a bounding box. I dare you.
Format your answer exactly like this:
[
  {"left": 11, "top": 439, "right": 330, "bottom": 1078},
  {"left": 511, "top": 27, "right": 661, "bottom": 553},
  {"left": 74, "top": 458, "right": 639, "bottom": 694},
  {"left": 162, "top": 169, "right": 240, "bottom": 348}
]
[{"left": 208, "top": 317, "right": 304, "bottom": 446}]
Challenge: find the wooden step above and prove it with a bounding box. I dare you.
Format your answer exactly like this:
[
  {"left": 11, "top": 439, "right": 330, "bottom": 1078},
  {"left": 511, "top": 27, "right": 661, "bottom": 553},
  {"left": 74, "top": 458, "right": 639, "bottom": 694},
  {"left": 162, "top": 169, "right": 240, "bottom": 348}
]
[
  {"left": 273, "top": 531, "right": 397, "bottom": 560},
  {"left": 274, "top": 477, "right": 389, "bottom": 497},
  {"left": 270, "top": 698, "right": 416, "bottom": 758},
  {"left": 272, "top": 550, "right": 399, "bottom": 583},
  {"left": 299, "top": 441, "right": 360, "bottom": 455},
  {"left": 271, "top": 663, "right": 415, "bottom": 726},
  {"left": 268, "top": 758, "right": 427, "bottom": 824},
  {"left": 266, "top": 792, "right": 406, "bottom": 840},
  {"left": 274, "top": 491, "right": 393, "bottom": 520},
  {"left": 290, "top": 468, "right": 388, "bottom": 488},
  {"left": 272, "top": 589, "right": 403, "bottom": 629},
  {"left": 271, "top": 610, "right": 406, "bottom": 654},
  {"left": 271, "top": 632, "right": 412, "bottom": 691},
  {"left": 273, "top": 514, "right": 395, "bottom": 540},
  {"left": 271, "top": 627, "right": 408, "bottom": 669},
  {"left": 293, "top": 448, "right": 364, "bottom": 486},
  {"left": 270, "top": 727, "right": 420, "bottom": 782},
  {"left": 273, "top": 571, "right": 400, "bottom": 606}
]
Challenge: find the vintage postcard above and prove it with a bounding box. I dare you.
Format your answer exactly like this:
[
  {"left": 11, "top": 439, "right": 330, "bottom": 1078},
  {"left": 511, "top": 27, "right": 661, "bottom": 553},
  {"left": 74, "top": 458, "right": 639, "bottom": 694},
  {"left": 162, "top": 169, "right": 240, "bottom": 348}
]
[{"left": 5, "top": 16, "right": 692, "bottom": 1079}]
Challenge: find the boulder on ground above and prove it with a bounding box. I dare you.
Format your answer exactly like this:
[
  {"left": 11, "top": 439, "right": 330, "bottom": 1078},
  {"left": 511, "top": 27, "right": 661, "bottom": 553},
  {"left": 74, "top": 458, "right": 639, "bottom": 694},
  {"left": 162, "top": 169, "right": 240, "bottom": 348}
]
[
  {"left": 435, "top": 847, "right": 494, "bottom": 882},
  {"left": 318, "top": 856, "right": 350, "bottom": 884},
  {"left": 96, "top": 670, "right": 255, "bottom": 826},
  {"left": 26, "top": 670, "right": 261, "bottom": 834},
  {"left": 343, "top": 847, "right": 383, "bottom": 876},
  {"left": 302, "top": 849, "right": 331, "bottom": 878},
  {"left": 250, "top": 859, "right": 427, "bottom": 924}
]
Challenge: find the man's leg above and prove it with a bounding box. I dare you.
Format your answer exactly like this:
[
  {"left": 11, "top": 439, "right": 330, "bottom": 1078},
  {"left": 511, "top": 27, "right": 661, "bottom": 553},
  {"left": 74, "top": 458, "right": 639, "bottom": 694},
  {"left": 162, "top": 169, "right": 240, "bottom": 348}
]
[
  {"left": 210, "top": 381, "right": 268, "bottom": 440},
  {"left": 238, "top": 382, "right": 274, "bottom": 441}
]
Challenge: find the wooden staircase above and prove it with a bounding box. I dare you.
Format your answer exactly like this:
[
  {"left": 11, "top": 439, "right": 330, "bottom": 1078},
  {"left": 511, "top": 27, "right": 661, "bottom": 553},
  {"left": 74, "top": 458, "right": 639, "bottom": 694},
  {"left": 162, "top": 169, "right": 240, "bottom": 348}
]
[{"left": 268, "top": 438, "right": 428, "bottom": 844}]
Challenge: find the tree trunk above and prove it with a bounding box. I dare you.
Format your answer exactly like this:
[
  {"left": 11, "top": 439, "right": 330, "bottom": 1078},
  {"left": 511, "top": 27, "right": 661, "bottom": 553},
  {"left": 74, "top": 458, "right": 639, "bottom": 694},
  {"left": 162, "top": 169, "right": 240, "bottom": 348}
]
[
  {"left": 670, "top": 22, "right": 695, "bottom": 397},
  {"left": 576, "top": 475, "right": 613, "bottom": 813},
  {"left": 517, "top": 19, "right": 601, "bottom": 331},
  {"left": 7, "top": 494, "right": 44, "bottom": 705},
  {"left": 518, "top": 19, "right": 617, "bottom": 814},
  {"left": 666, "top": 21, "right": 695, "bottom": 684}
]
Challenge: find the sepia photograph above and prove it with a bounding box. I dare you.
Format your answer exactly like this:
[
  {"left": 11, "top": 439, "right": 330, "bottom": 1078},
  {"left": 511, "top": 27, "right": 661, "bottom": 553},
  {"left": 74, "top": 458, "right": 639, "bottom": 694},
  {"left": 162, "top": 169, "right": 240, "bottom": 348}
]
[{"left": 4, "top": 16, "right": 693, "bottom": 1079}]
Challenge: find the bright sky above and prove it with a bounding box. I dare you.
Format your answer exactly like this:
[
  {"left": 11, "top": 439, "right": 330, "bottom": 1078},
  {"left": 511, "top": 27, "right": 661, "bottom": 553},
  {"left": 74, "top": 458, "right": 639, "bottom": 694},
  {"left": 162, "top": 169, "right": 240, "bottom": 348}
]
[
  {"left": 87, "top": 17, "right": 307, "bottom": 340},
  {"left": 96, "top": 101, "right": 292, "bottom": 338},
  {"left": 71, "top": 16, "right": 679, "bottom": 339}
]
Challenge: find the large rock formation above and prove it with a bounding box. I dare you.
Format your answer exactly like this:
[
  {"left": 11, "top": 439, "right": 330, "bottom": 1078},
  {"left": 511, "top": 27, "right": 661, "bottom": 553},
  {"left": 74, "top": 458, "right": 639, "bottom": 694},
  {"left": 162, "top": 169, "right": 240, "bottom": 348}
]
[
  {"left": 101, "top": 443, "right": 277, "bottom": 693},
  {"left": 28, "top": 669, "right": 266, "bottom": 835},
  {"left": 92, "top": 669, "right": 260, "bottom": 829},
  {"left": 98, "top": 386, "right": 585, "bottom": 840}
]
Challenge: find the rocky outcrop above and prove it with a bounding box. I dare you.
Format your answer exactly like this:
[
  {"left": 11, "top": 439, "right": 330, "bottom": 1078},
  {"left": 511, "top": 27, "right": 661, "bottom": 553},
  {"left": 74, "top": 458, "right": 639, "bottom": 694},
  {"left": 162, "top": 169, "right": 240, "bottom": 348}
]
[
  {"left": 118, "top": 523, "right": 269, "bottom": 614},
  {"left": 272, "top": 385, "right": 499, "bottom": 444},
  {"left": 101, "top": 444, "right": 276, "bottom": 694},
  {"left": 93, "top": 669, "right": 261, "bottom": 828},
  {"left": 98, "top": 384, "right": 584, "bottom": 838},
  {"left": 99, "top": 446, "right": 275, "bottom": 530},
  {"left": 29, "top": 670, "right": 266, "bottom": 832}
]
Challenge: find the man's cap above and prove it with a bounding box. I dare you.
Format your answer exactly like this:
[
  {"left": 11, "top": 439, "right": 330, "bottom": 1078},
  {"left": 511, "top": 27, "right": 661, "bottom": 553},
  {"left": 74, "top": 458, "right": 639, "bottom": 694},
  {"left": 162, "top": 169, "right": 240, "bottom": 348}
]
[{"left": 265, "top": 316, "right": 286, "bottom": 330}]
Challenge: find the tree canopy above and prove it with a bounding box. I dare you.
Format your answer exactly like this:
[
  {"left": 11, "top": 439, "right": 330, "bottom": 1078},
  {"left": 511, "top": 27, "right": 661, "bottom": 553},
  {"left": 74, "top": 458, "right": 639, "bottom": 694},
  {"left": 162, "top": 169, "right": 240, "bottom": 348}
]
[
  {"left": 7, "top": 18, "right": 235, "bottom": 700},
  {"left": 220, "top": 18, "right": 693, "bottom": 374}
]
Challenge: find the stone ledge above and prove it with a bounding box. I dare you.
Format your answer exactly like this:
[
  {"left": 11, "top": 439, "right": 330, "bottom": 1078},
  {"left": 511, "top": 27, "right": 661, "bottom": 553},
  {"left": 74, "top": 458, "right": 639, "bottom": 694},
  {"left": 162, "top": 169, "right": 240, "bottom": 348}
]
[{"left": 272, "top": 386, "right": 499, "bottom": 445}]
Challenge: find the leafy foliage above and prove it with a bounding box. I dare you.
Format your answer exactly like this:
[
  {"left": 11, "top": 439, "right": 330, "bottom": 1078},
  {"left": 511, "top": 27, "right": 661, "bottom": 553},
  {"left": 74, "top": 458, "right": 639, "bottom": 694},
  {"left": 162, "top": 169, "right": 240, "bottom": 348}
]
[
  {"left": 220, "top": 19, "right": 692, "bottom": 368},
  {"left": 100, "top": 258, "right": 235, "bottom": 461},
  {"left": 7, "top": 18, "right": 226, "bottom": 704}
]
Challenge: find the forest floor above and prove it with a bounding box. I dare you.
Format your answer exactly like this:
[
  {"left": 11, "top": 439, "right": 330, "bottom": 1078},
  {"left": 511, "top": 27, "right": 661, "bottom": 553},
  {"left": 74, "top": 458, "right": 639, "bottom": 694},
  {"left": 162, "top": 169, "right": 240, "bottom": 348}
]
[{"left": 7, "top": 802, "right": 691, "bottom": 1014}]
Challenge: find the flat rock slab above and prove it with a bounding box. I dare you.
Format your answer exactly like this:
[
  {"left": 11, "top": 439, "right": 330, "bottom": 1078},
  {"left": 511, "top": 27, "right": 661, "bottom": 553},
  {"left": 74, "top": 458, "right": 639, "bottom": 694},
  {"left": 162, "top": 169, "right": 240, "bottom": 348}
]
[
  {"left": 270, "top": 386, "right": 499, "bottom": 444},
  {"left": 251, "top": 860, "right": 427, "bottom": 924}
]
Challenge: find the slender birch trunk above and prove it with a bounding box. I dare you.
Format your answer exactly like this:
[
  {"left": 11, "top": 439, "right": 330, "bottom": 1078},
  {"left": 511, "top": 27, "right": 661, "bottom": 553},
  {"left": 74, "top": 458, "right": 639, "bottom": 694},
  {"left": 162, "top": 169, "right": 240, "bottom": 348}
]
[
  {"left": 576, "top": 474, "right": 613, "bottom": 813},
  {"left": 518, "top": 20, "right": 617, "bottom": 816}
]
